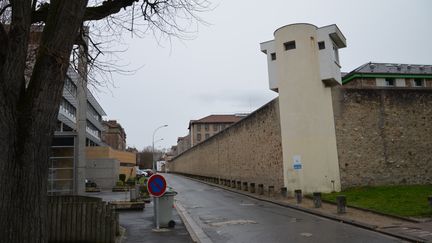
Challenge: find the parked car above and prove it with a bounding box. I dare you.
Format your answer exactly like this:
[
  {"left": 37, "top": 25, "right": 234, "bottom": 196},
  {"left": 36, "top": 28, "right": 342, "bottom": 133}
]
[{"left": 85, "top": 179, "right": 97, "bottom": 188}]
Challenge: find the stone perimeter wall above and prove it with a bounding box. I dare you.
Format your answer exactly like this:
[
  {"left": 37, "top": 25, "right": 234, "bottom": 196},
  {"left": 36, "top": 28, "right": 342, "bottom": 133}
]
[
  {"left": 169, "top": 99, "right": 284, "bottom": 191},
  {"left": 333, "top": 88, "right": 432, "bottom": 188}
]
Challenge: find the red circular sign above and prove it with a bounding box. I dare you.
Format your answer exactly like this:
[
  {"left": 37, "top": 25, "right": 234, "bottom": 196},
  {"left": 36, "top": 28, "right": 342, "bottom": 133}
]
[{"left": 147, "top": 174, "right": 167, "bottom": 197}]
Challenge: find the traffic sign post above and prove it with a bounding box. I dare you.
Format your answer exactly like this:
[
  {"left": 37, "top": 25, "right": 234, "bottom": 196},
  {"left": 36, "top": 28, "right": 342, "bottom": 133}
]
[{"left": 148, "top": 174, "right": 167, "bottom": 229}]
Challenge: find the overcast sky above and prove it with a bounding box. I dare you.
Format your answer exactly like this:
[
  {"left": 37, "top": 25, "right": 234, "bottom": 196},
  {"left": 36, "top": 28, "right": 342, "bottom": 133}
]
[{"left": 92, "top": 0, "right": 432, "bottom": 150}]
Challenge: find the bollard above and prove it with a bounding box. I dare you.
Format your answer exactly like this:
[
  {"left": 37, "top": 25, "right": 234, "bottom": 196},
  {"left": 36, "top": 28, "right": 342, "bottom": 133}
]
[
  {"left": 237, "top": 181, "right": 242, "bottom": 190},
  {"left": 232, "top": 180, "right": 236, "bottom": 188},
  {"left": 428, "top": 195, "right": 432, "bottom": 208},
  {"left": 281, "top": 187, "right": 288, "bottom": 198},
  {"left": 313, "top": 192, "right": 322, "bottom": 208},
  {"left": 336, "top": 195, "right": 346, "bottom": 214},
  {"left": 268, "top": 186, "right": 275, "bottom": 197},
  {"left": 249, "top": 183, "right": 256, "bottom": 193},
  {"left": 294, "top": 189, "right": 302, "bottom": 204},
  {"left": 243, "top": 182, "right": 248, "bottom": 191},
  {"left": 258, "top": 184, "right": 264, "bottom": 195},
  {"left": 130, "top": 189, "right": 137, "bottom": 202}
]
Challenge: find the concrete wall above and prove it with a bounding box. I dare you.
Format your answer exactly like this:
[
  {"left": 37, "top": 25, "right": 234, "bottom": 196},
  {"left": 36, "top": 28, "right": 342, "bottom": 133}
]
[
  {"left": 86, "top": 158, "right": 119, "bottom": 189},
  {"left": 86, "top": 146, "right": 137, "bottom": 180},
  {"left": 169, "top": 99, "right": 284, "bottom": 191},
  {"left": 333, "top": 87, "right": 432, "bottom": 188}
]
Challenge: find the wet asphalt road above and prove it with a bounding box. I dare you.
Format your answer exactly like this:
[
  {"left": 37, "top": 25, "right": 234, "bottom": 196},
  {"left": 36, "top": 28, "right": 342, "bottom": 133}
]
[{"left": 165, "top": 173, "right": 403, "bottom": 243}]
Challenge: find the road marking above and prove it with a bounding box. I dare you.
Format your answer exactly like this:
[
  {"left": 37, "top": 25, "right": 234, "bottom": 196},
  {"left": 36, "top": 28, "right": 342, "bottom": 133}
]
[
  {"left": 175, "top": 200, "right": 213, "bottom": 243},
  {"left": 209, "top": 219, "right": 257, "bottom": 227},
  {"left": 300, "top": 232, "right": 313, "bottom": 237}
]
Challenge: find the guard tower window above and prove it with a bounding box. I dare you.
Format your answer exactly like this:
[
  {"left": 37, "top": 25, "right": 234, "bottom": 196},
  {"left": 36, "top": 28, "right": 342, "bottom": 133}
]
[
  {"left": 385, "top": 78, "right": 395, "bottom": 86},
  {"left": 284, "top": 41, "right": 296, "bottom": 51},
  {"left": 270, "top": 53, "right": 276, "bottom": 61},
  {"left": 318, "top": 41, "right": 325, "bottom": 50}
]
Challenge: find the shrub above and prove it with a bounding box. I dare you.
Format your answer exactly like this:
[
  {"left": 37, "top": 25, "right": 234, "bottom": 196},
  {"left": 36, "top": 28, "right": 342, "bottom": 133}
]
[
  {"left": 126, "top": 177, "right": 136, "bottom": 186},
  {"left": 116, "top": 180, "right": 124, "bottom": 187},
  {"left": 119, "top": 174, "right": 126, "bottom": 182}
]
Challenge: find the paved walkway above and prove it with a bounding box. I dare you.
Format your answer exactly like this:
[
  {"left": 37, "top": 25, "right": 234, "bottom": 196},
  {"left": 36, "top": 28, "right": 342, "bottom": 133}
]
[
  {"left": 179, "top": 175, "right": 432, "bottom": 243},
  {"left": 86, "top": 191, "right": 193, "bottom": 243}
]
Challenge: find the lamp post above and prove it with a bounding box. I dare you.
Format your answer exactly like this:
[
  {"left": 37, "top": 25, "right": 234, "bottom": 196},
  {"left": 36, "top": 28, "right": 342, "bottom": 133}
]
[
  {"left": 152, "top": 125, "right": 168, "bottom": 172},
  {"left": 151, "top": 124, "right": 167, "bottom": 230}
]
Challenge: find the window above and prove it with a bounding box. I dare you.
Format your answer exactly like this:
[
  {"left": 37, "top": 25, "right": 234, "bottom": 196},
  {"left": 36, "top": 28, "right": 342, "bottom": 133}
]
[
  {"left": 413, "top": 79, "right": 424, "bottom": 87},
  {"left": 197, "top": 134, "right": 201, "bottom": 142},
  {"left": 270, "top": 53, "right": 276, "bottom": 61},
  {"left": 213, "top": 124, "right": 218, "bottom": 132},
  {"left": 283, "top": 41, "right": 296, "bottom": 51},
  {"left": 205, "top": 134, "right": 210, "bottom": 139},
  {"left": 385, "top": 78, "right": 395, "bottom": 86},
  {"left": 204, "top": 124, "right": 209, "bottom": 131},
  {"left": 60, "top": 98, "right": 76, "bottom": 119},
  {"left": 318, "top": 41, "right": 325, "bottom": 50},
  {"left": 64, "top": 77, "right": 77, "bottom": 97},
  {"left": 221, "top": 124, "right": 226, "bottom": 130},
  {"left": 197, "top": 124, "right": 201, "bottom": 131},
  {"left": 333, "top": 42, "right": 340, "bottom": 64},
  {"left": 87, "top": 102, "right": 101, "bottom": 121}
]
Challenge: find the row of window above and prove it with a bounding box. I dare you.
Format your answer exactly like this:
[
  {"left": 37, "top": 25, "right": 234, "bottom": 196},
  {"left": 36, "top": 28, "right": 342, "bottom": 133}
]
[
  {"left": 87, "top": 102, "right": 102, "bottom": 121},
  {"left": 196, "top": 133, "right": 211, "bottom": 142},
  {"left": 64, "top": 77, "right": 77, "bottom": 97},
  {"left": 86, "top": 121, "right": 101, "bottom": 139},
  {"left": 384, "top": 78, "right": 425, "bottom": 87},
  {"left": 60, "top": 98, "right": 76, "bottom": 119},
  {"left": 269, "top": 40, "right": 339, "bottom": 64},
  {"left": 196, "top": 124, "right": 227, "bottom": 132}
]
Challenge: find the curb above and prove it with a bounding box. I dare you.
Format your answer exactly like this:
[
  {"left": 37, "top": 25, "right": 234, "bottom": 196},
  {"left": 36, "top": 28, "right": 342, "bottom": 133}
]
[
  {"left": 180, "top": 175, "right": 426, "bottom": 243},
  {"left": 174, "top": 200, "right": 213, "bottom": 243},
  {"left": 303, "top": 195, "right": 424, "bottom": 224}
]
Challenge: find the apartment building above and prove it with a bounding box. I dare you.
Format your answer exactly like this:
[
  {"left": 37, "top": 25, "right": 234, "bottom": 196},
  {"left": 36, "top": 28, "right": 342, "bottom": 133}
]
[
  {"left": 342, "top": 62, "right": 432, "bottom": 88},
  {"left": 49, "top": 67, "right": 107, "bottom": 195},
  {"left": 102, "top": 120, "right": 127, "bottom": 151},
  {"left": 189, "top": 114, "right": 245, "bottom": 146}
]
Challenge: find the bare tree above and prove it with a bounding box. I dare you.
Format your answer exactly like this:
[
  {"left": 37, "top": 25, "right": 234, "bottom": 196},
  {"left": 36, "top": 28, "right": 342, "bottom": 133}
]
[{"left": 0, "top": 0, "right": 209, "bottom": 242}]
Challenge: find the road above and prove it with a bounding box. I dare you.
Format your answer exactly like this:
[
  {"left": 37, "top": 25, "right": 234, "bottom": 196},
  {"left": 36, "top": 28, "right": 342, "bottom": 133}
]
[{"left": 164, "top": 173, "right": 403, "bottom": 243}]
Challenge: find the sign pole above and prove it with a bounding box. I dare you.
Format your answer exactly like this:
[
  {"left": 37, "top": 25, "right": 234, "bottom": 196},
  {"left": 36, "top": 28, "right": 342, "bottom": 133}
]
[
  {"left": 155, "top": 197, "right": 160, "bottom": 229},
  {"left": 147, "top": 174, "right": 167, "bottom": 229}
]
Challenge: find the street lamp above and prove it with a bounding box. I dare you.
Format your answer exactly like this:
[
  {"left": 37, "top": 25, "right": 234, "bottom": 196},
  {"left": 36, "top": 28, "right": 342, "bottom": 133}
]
[{"left": 152, "top": 125, "right": 168, "bottom": 171}]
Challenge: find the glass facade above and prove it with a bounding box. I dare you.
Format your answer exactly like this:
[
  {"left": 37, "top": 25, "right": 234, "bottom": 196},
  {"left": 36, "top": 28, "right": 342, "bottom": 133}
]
[{"left": 48, "top": 136, "right": 75, "bottom": 195}]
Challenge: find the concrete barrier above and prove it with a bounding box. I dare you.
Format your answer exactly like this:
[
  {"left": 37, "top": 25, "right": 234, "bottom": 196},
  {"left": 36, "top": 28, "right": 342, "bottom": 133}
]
[
  {"left": 258, "top": 184, "right": 264, "bottom": 195},
  {"left": 336, "top": 195, "right": 346, "bottom": 214},
  {"left": 281, "top": 187, "right": 288, "bottom": 198},
  {"left": 313, "top": 192, "right": 322, "bottom": 208},
  {"left": 249, "top": 183, "right": 256, "bottom": 193},
  {"left": 294, "top": 189, "right": 302, "bottom": 204}
]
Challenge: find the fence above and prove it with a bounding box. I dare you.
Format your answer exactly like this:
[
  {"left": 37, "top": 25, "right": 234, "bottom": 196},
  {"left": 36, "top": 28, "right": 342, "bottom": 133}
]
[{"left": 48, "top": 195, "right": 119, "bottom": 243}]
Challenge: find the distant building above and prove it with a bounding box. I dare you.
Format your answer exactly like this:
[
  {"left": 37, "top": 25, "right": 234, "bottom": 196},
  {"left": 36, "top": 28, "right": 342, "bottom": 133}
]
[
  {"left": 188, "top": 114, "right": 246, "bottom": 146},
  {"left": 177, "top": 135, "right": 191, "bottom": 154},
  {"left": 102, "top": 120, "right": 127, "bottom": 151},
  {"left": 342, "top": 62, "right": 432, "bottom": 88}
]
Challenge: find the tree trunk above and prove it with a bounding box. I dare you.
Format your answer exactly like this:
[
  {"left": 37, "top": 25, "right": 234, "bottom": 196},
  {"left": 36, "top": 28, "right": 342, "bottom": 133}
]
[{"left": 0, "top": 1, "right": 88, "bottom": 242}]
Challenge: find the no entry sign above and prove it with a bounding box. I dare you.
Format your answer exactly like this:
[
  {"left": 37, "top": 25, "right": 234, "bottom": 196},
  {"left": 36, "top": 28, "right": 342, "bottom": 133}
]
[{"left": 147, "top": 174, "right": 167, "bottom": 197}]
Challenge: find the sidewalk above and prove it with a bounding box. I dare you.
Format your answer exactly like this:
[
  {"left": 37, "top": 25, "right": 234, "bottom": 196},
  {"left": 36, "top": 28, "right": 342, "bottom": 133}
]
[
  {"left": 184, "top": 176, "right": 432, "bottom": 243},
  {"left": 86, "top": 191, "right": 194, "bottom": 243}
]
